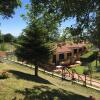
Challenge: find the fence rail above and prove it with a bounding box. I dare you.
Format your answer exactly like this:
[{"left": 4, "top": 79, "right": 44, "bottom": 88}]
[{"left": 2, "top": 58, "right": 100, "bottom": 91}]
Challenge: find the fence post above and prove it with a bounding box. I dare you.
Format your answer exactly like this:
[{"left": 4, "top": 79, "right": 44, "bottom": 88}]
[{"left": 72, "top": 69, "right": 75, "bottom": 84}]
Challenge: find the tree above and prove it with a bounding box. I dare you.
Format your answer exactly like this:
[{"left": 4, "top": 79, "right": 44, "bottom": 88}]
[
  {"left": 16, "top": 34, "right": 25, "bottom": 44},
  {"left": 3, "top": 33, "right": 15, "bottom": 42},
  {"left": 30, "top": 0, "right": 100, "bottom": 49},
  {"left": 0, "top": 31, "right": 3, "bottom": 43},
  {"left": 16, "top": 22, "right": 52, "bottom": 76},
  {"left": 16, "top": 0, "right": 100, "bottom": 77},
  {"left": 15, "top": 1, "right": 61, "bottom": 76},
  {"left": 0, "top": 0, "right": 21, "bottom": 18},
  {"left": 5, "top": 33, "right": 15, "bottom": 42},
  {"left": 59, "top": 27, "right": 72, "bottom": 42}
]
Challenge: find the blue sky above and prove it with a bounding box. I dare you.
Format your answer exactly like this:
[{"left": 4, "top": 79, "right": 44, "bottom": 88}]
[{"left": 0, "top": 0, "right": 76, "bottom": 37}]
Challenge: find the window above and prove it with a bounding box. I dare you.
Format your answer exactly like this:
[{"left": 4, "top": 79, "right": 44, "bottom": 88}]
[
  {"left": 79, "top": 48, "right": 82, "bottom": 52},
  {"left": 53, "top": 55, "right": 56, "bottom": 63},
  {"left": 59, "top": 53, "right": 64, "bottom": 60},
  {"left": 83, "top": 47, "right": 86, "bottom": 51},
  {"left": 74, "top": 49, "right": 77, "bottom": 54},
  {"left": 67, "top": 53, "right": 72, "bottom": 59},
  {"left": 67, "top": 53, "right": 72, "bottom": 56}
]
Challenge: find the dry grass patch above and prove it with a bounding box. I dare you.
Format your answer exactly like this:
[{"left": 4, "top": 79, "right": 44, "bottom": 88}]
[{"left": 0, "top": 63, "right": 99, "bottom": 100}]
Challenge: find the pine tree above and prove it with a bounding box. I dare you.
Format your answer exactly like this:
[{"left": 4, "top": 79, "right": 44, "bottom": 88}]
[{"left": 16, "top": 23, "right": 51, "bottom": 76}]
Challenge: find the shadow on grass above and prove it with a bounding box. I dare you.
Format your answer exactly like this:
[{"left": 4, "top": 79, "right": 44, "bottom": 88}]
[
  {"left": 15, "top": 85, "right": 87, "bottom": 100},
  {"left": 8, "top": 70, "right": 50, "bottom": 84}
]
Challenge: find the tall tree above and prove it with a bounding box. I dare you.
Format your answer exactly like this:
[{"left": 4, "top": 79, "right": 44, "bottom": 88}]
[
  {"left": 16, "top": 0, "right": 100, "bottom": 76},
  {"left": 0, "top": 31, "right": 3, "bottom": 43},
  {"left": 30, "top": 0, "right": 100, "bottom": 48},
  {"left": 16, "top": 0, "right": 62, "bottom": 76},
  {"left": 16, "top": 21, "right": 51, "bottom": 76},
  {"left": 3, "top": 33, "right": 15, "bottom": 42}
]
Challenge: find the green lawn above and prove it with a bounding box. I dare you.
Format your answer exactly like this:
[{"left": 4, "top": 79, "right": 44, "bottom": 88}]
[
  {"left": 79, "top": 50, "right": 100, "bottom": 80},
  {"left": 70, "top": 61, "right": 100, "bottom": 80},
  {"left": 90, "top": 60, "right": 100, "bottom": 80},
  {"left": 0, "top": 43, "right": 16, "bottom": 51},
  {"left": 0, "top": 62, "right": 100, "bottom": 100},
  {"left": 81, "top": 51, "right": 94, "bottom": 58},
  {"left": 90, "top": 60, "right": 100, "bottom": 70},
  {"left": 71, "top": 65, "right": 85, "bottom": 74}
]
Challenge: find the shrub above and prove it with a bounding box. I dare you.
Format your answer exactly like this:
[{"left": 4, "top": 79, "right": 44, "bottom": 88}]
[
  {"left": 0, "top": 43, "right": 7, "bottom": 51},
  {"left": 0, "top": 72, "right": 9, "bottom": 79},
  {"left": 81, "top": 51, "right": 97, "bottom": 63}
]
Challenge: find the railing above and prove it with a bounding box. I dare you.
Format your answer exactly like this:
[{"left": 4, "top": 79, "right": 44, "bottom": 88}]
[{"left": 2, "top": 58, "right": 100, "bottom": 91}]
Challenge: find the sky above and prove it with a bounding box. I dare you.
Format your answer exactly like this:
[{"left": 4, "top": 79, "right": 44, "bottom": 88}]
[{"left": 0, "top": 0, "right": 76, "bottom": 37}]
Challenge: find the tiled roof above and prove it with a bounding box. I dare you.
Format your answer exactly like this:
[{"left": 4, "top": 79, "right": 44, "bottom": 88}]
[
  {"left": 54, "top": 42, "right": 86, "bottom": 54},
  {"left": 55, "top": 45, "right": 72, "bottom": 54},
  {"left": 0, "top": 51, "right": 7, "bottom": 57},
  {"left": 65, "top": 43, "right": 86, "bottom": 49}
]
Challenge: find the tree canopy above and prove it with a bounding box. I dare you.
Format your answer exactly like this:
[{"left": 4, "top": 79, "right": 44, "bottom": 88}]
[
  {"left": 16, "top": 0, "right": 100, "bottom": 76},
  {"left": 30, "top": 0, "right": 100, "bottom": 48},
  {"left": 0, "top": 0, "right": 21, "bottom": 18},
  {"left": 3, "top": 33, "right": 15, "bottom": 42},
  {"left": 16, "top": 20, "right": 52, "bottom": 76}
]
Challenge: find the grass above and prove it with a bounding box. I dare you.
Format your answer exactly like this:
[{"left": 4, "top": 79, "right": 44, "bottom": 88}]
[
  {"left": 69, "top": 61, "right": 100, "bottom": 80},
  {"left": 80, "top": 51, "right": 97, "bottom": 65},
  {"left": 81, "top": 51, "right": 94, "bottom": 58},
  {"left": 90, "top": 60, "right": 100, "bottom": 80},
  {"left": 90, "top": 60, "right": 100, "bottom": 70},
  {"left": 67, "top": 65, "right": 85, "bottom": 75},
  {"left": 79, "top": 50, "right": 100, "bottom": 80},
  {"left": 0, "top": 62, "right": 100, "bottom": 100},
  {"left": 15, "top": 86, "right": 86, "bottom": 100},
  {"left": 93, "top": 72, "right": 100, "bottom": 80},
  {"left": 71, "top": 65, "right": 85, "bottom": 74},
  {"left": 0, "top": 43, "right": 16, "bottom": 52}
]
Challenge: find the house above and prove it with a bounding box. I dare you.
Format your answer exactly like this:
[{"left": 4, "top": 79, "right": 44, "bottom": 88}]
[
  {"left": 0, "top": 51, "right": 7, "bottom": 57},
  {"left": 49, "top": 42, "right": 86, "bottom": 66},
  {"left": 0, "top": 51, "right": 7, "bottom": 62}
]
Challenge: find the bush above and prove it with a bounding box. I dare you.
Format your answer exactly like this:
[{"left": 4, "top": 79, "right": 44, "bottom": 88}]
[
  {"left": 0, "top": 43, "right": 7, "bottom": 51},
  {"left": 83, "top": 69, "right": 90, "bottom": 75},
  {"left": 81, "top": 51, "right": 97, "bottom": 63},
  {"left": 0, "top": 72, "right": 9, "bottom": 79}
]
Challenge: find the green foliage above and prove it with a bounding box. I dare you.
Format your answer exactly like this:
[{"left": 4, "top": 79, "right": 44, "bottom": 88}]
[
  {"left": 0, "top": 72, "right": 9, "bottom": 79},
  {"left": 0, "top": 0, "right": 21, "bottom": 18},
  {"left": 83, "top": 68, "right": 90, "bottom": 75},
  {"left": 0, "top": 31, "right": 3, "bottom": 43},
  {"left": 0, "top": 43, "right": 7, "bottom": 51},
  {"left": 81, "top": 51, "right": 97, "bottom": 63},
  {"left": 59, "top": 27, "right": 72, "bottom": 42},
  {"left": 3, "top": 33, "right": 16, "bottom": 42},
  {"left": 81, "top": 51, "right": 94, "bottom": 59},
  {"left": 15, "top": 22, "right": 52, "bottom": 76},
  {"left": 90, "top": 60, "right": 100, "bottom": 71},
  {"left": 72, "top": 66, "right": 85, "bottom": 74},
  {"left": 16, "top": 34, "right": 25, "bottom": 44},
  {"left": 16, "top": 1, "right": 62, "bottom": 76},
  {"left": 30, "top": 0, "right": 100, "bottom": 48}
]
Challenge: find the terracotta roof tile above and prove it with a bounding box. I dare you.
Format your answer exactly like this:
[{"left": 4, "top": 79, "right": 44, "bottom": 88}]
[
  {"left": 54, "top": 43, "right": 86, "bottom": 54},
  {"left": 55, "top": 45, "right": 72, "bottom": 54},
  {"left": 0, "top": 51, "right": 7, "bottom": 57}
]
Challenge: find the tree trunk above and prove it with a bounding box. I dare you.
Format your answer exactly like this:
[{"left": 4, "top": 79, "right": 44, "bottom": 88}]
[
  {"left": 95, "top": 51, "right": 98, "bottom": 68},
  {"left": 35, "top": 65, "right": 38, "bottom": 76}
]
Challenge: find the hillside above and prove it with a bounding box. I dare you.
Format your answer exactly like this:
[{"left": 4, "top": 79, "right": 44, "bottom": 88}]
[
  {"left": 0, "top": 43, "right": 16, "bottom": 52},
  {"left": 0, "top": 62, "right": 100, "bottom": 100}
]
